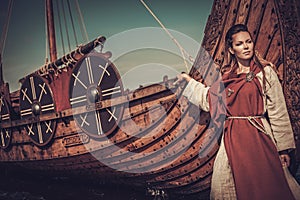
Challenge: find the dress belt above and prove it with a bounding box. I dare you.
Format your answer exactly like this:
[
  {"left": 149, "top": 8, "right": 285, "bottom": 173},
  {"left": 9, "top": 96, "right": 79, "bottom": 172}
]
[{"left": 226, "top": 115, "right": 267, "bottom": 134}]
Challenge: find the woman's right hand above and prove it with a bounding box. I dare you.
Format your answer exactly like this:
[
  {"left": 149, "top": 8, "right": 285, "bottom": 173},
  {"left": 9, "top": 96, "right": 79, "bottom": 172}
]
[{"left": 173, "top": 73, "right": 192, "bottom": 85}]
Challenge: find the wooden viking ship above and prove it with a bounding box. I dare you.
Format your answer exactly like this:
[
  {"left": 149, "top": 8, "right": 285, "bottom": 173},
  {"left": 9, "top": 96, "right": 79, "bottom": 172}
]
[{"left": 0, "top": 0, "right": 299, "bottom": 199}]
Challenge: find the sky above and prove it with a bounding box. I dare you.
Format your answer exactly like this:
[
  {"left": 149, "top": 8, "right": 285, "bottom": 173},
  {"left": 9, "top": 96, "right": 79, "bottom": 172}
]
[{"left": 0, "top": 0, "right": 214, "bottom": 91}]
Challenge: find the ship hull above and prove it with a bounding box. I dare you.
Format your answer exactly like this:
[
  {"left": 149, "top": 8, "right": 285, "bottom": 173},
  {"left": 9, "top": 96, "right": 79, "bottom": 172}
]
[{"left": 0, "top": 0, "right": 299, "bottom": 198}]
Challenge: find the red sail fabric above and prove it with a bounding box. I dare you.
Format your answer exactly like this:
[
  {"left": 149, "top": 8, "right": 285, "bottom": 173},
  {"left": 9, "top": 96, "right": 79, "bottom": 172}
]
[
  {"left": 210, "top": 61, "right": 295, "bottom": 200},
  {"left": 49, "top": 70, "right": 72, "bottom": 111}
]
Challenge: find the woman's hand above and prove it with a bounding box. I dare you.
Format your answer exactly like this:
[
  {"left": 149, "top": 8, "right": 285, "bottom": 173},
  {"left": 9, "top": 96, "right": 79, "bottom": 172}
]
[
  {"left": 280, "top": 154, "right": 291, "bottom": 167},
  {"left": 173, "top": 73, "right": 192, "bottom": 85}
]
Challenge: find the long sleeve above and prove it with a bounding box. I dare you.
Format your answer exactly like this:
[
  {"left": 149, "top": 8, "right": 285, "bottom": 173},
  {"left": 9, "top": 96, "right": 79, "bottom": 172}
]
[
  {"left": 264, "top": 66, "right": 296, "bottom": 151},
  {"left": 182, "top": 79, "right": 210, "bottom": 112}
]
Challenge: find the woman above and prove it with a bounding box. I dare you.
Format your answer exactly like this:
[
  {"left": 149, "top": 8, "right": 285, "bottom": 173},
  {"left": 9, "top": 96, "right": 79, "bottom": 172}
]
[{"left": 176, "top": 24, "right": 296, "bottom": 199}]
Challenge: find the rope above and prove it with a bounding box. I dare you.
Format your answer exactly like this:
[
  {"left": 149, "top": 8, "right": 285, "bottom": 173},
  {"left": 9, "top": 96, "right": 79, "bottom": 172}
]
[
  {"left": 61, "top": 0, "right": 71, "bottom": 52},
  {"left": 227, "top": 116, "right": 263, "bottom": 119},
  {"left": 75, "top": 0, "right": 89, "bottom": 42},
  {"left": 0, "top": 0, "right": 14, "bottom": 56},
  {"left": 227, "top": 115, "right": 267, "bottom": 134},
  {"left": 44, "top": 0, "right": 49, "bottom": 63},
  {"left": 55, "top": 0, "right": 66, "bottom": 55},
  {"left": 67, "top": 0, "right": 78, "bottom": 46},
  {"left": 140, "top": 0, "right": 194, "bottom": 73}
]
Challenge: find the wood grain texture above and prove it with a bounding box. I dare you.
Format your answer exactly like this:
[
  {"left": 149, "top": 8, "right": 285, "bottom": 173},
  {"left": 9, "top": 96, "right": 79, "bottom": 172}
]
[{"left": 0, "top": 0, "right": 299, "bottom": 198}]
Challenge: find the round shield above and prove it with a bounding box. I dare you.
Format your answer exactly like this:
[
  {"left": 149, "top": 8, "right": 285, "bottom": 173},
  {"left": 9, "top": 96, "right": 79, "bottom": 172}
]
[
  {"left": 19, "top": 74, "right": 56, "bottom": 146},
  {"left": 0, "top": 96, "right": 12, "bottom": 149},
  {"left": 69, "top": 52, "right": 124, "bottom": 138}
]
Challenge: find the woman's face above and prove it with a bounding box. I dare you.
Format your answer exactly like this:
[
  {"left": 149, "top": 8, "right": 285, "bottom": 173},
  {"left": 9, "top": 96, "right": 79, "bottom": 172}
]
[{"left": 229, "top": 31, "right": 254, "bottom": 62}]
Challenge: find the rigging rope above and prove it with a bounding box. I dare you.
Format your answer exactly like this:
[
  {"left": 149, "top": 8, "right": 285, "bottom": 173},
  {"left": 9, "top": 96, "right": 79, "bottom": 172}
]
[
  {"left": 67, "top": 0, "right": 78, "bottom": 46},
  {"left": 0, "top": 0, "right": 14, "bottom": 57},
  {"left": 75, "top": 0, "right": 89, "bottom": 42},
  {"left": 43, "top": 0, "right": 91, "bottom": 63},
  {"left": 44, "top": 1, "right": 49, "bottom": 63},
  {"left": 55, "top": 0, "right": 66, "bottom": 55},
  {"left": 61, "top": 0, "right": 71, "bottom": 52},
  {"left": 140, "top": 0, "right": 194, "bottom": 73}
]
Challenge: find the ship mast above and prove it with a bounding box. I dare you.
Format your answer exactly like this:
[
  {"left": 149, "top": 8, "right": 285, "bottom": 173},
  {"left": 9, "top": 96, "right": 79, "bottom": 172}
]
[
  {"left": 46, "top": 0, "right": 57, "bottom": 62},
  {"left": 36, "top": 1, "right": 106, "bottom": 75}
]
